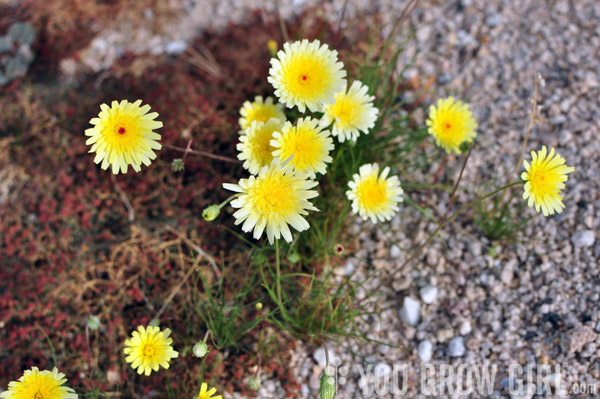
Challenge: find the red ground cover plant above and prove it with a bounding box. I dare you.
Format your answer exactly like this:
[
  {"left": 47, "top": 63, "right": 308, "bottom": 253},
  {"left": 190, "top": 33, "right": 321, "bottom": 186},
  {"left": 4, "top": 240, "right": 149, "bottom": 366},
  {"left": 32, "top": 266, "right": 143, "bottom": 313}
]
[{"left": 0, "top": 5, "right": 365, "bottom": 397}]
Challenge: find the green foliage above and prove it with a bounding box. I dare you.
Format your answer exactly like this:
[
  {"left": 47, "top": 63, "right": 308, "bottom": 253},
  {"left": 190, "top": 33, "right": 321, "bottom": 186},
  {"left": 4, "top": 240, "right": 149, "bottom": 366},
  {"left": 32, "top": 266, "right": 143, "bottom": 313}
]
[{"left": 475, "top": 186, "right": 534, "bottom": 242}]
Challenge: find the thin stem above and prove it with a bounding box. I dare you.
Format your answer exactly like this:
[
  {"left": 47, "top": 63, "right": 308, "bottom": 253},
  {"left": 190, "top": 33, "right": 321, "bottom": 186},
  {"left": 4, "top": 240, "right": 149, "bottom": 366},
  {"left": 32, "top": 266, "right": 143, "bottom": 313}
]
[
  {"left": 163, "top": 143, "right": 240, "bottom": 164},
  {"left": 202, "top": 329, "right": 212, "bottom": 343},
  {"left": 359, "top": 181, "right": 524, "bottom": 302},
  {"left": 110, "top": 174, "right": 134, "bottom": 222},
  {"left": 444, "top": 144, "right": 473, "bottom": 219},
  {"left": 153, "top": 255, "right": 202, "bottom": 322},
  {"left": 499, "top": 69, "right": 539, "bottom": 203},
  {"left": 274, "top": 0, "right": 289, "bottom": 43},
  {"left": 35, "top": 323, "right": 57, "bottom": 368},
  {"left": 275, "top": 239, "right": 282, "bottom": 304}
]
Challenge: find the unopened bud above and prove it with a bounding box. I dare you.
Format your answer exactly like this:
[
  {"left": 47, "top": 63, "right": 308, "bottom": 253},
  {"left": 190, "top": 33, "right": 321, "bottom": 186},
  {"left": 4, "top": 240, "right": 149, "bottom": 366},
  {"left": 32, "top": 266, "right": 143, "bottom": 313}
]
[
  {"left": 87, "top": 316, "right": 101, "bottom": 331},
  {"left": 255, "top": 302, "right": 263, "bottom": 311},
  {"left": 202, "top": 205, "right": 221, "bottom": 221},
  {"left": 287, "top": 251, "right": 301, "bottom": 264},
  {"left": 172, "top": 158, "right": 185, "bottom": 172},
  {"left": 267, "top": 40, "right": 278, "bottom": 57},
  {"left": 192, "top": 341, "right": 209, "bottom": 358},
  {"left": 319, "top": 372, "right": 336, "bottom": 399},
  {"left": 248, "top": 375, "right": 262, "bottom": 391}
]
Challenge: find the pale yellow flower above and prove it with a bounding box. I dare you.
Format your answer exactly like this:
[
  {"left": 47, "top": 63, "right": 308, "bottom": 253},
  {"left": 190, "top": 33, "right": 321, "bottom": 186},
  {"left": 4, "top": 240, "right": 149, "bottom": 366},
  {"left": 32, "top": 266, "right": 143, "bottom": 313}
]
[
  {"left": 322, "top": 81, "right": 378, "bottom": 142},
  {"left": 268, "top": 39, "right": 346, "bottom": 112},
  {"left": 237, "top": 118, "right": 284, "bottom": 175},
  {"left": 522, "top": 146, "right": 575, "bottom": 216},
  {"left": 124, "top": 325, "right": 178, "bottom": 376},
  {"left": 346, "top": 163, "right": 403, "bottom": 223},
  {"left": 239, "top": 96, "right": 285, "bottom": 132},
  {"left": 426, "top": 97, "right": 477, "bottom": 153},
  {"left": 85, "top": 100, "right": 162, "bottom": 174},
  {"left": 271, "top": 117, "right": 334, "bottom": 178}
]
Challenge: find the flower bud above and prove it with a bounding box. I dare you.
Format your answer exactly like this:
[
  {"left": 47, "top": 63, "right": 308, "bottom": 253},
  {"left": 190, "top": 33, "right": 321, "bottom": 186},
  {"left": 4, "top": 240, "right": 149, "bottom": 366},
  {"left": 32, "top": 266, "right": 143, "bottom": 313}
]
[
  {"left": 248, "top": 375, "right": 261, "bottom": 391},
  {"left": 172, "top": 158, "right": 185, "bottom": 172},
  {"left": 255, "top": 302, "right": 263, "bottom": 311},
  {"left": 267, "top": 40, "right": 278, "bottom": 57},
  {"left": 193, "top": 341, "right": 209, "bottom": 358},
  {"left": 319, "top": 372, "right": 336, "bottom": 399},
  {"left": 287, "top": 251, "right": 301, "bottom": 264},
  {"left": 202, "top": 205, "right": 221, "bottom": 221},
  {"left": 87, "top": 315, "right": 101, "bottom": 331}
]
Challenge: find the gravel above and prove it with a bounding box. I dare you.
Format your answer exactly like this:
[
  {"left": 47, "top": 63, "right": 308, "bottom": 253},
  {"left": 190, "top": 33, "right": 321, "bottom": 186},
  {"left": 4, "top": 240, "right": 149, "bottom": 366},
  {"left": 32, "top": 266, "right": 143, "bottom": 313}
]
[
  {"left": 571, "top": 230, "right": 596, "bottom": 247},
  {"left": 447, "top": 336, "right": 466, "bottom": 357},
  {"left": 419, "top": 285, "right": 438, "bottom": 304},
  {"left": 417, "top": 340, "right": 433, "bottom": 362},
  {"left": 399, "top": 296, "right": 420, "bottom": 326}
]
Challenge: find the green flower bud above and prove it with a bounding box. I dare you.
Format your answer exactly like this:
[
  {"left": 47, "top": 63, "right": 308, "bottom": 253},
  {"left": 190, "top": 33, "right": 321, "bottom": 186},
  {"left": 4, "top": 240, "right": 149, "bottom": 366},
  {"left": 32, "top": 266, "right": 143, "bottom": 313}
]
[
  {"left": 172, "top": 158, "right": 185, "bottom": 172},
  {"left": 87, "top": 315, "right": 101, "bottom": 331},
  {"left": 287, "top": 251, "right": 301, "bottom": 264},
  {"left": 319, "top": 372, "right": 336, "bottom": 399},
  {"left": 248, "top": 375, "right": 261, "bottom": 391},
  {"left": 255, "top": 302, "right": 263, "bottom": 311},
  {"left": 192, "top": 340, "right": 209, "bottom": 358},
  {"left": 202, "top": 205, "right": 221, "bottom": 221}
]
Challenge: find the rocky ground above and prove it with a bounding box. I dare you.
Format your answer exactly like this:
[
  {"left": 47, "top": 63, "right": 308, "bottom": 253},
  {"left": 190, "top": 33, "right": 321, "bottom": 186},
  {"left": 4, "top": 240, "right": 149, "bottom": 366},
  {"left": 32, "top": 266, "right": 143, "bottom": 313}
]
[
  {"left": 7, "top": 0, "right": 598, "bottom": 397},
  {"left": 251, "top": 1, "right": 600, "bottom": 398}
]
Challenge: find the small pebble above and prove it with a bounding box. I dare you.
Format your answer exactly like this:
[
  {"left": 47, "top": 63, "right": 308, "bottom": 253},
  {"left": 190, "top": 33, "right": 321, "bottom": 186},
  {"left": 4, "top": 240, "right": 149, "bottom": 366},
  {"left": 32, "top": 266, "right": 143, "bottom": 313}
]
[
  {"left": 399, "top": 297, "right": 420, "bottom": 326},
  {"left": 571, "top": 230, "right": 595, "bottom": 248},
  {"left": 447, "top": 336, "right": 465, "bottom": 357},
  {"left": 417, "top": 340, "right": 433, "bottom": 362},
  {"left": 419, "top": 285, "right": 438, "bottom": 304}
]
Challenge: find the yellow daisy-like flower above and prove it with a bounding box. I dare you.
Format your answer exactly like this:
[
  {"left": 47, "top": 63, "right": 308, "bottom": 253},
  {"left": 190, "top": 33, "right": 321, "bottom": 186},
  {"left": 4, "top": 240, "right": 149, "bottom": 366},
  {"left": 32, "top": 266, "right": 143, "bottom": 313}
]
[
  {"left": 223, "top": 158, "right": 319, "bottom": 244},
  {"left": 85, "top": 100, "right": 163, "bottom": 174},
  {"left": 346, "top": 163, "right": 404, "bottom": 223},
  {"left": 521, "top": 146, "right": 575, "bottom": 216},
  {"left": 268, "top": 39, "right": 346, "bottom": 113},
  {"left": 271, "top": 117, "right": 334, "bottom": 178},
  {"left": 425, "top": 96, "right": 477, "bottom": 153},
  {"left": 0, "top": 367, "right": 77, "bottom": 399},
  {"left": 123, "top": 325, "right": 179, "bottom": 376},
  {"left": 238, "top": 96, "right": 285, "bottom": 132},
  {"left": 197, "top": 383, "right": 222, "bottom": 399},
  {"left": 321, "top": 81, "right": 379, "bottom": 142},
  {"left": 237, "top": 118, "right": 284, "bottom": 175}
]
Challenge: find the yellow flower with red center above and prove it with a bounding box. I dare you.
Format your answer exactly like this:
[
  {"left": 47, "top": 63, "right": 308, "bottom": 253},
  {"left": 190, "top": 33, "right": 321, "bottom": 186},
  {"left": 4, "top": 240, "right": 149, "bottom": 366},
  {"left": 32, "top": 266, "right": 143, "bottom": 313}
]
[{"left": 426, "top": 97, "right": 477, "bottom": 153}]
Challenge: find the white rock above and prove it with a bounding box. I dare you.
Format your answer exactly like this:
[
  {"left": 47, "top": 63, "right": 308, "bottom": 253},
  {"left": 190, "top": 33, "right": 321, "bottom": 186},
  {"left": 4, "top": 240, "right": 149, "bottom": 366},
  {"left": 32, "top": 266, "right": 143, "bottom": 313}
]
[
  {"left": 417, "top": 340, "right": 433, "bottom": 362},
  {"left": 390, "top": 245, "right": 402, "bottom": 258},
  {"left": 313, "top": 347, "right": 334, "bottom": 368},
  {"left": 459, "top": 320, "right": 472, "bottom": 335},
  {"left": 165, "top": 40, "right": 187, "bottom": 54},
  {"left": 447, "top": 336, "right": 465, "bottom": 357},
  {"left": 571, "top": 230, "right": 595, "bottom": 248},
  {"left": 399, "top": 297, "right": 420, "bottom": 326},
  {"left": 420, "top": 286, "right": 438, "bottom": 304}
]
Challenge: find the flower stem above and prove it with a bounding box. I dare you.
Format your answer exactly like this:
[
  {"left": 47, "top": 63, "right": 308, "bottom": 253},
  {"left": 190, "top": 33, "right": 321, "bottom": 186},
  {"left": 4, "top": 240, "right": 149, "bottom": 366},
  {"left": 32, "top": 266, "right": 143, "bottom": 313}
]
[
  {"left": 275, "top": 239, "right": 282, "bottom": 305},
  {"left": 444, "top": 144, "right": 473, "bottom": 219}
]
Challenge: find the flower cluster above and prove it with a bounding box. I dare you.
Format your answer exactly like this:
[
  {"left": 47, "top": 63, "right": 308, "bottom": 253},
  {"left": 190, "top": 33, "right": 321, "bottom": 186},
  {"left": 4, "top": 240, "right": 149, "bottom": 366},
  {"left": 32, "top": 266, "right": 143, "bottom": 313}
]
[{"left": 223, "top": 39, "right": 404, "bottom": 245}]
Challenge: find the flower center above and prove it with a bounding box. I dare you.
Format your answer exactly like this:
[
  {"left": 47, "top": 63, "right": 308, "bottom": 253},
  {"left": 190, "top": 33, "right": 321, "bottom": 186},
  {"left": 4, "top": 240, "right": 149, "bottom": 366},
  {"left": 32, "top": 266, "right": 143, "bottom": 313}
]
[
  {"left": 358, "top": 177, "right": 387, "bottom": 210},
  {"left": 117, "top": 126, "right": 127, "bottom": 135},
  {"left": 34, "top": 392, "right": 43, "bottom": 399},
  {"left": 143, "top": 344, "right": 156, "bottom": 356},
  {"left": 299, "top": 74, "right": 309, "bottom": 84},
  {"left": 445, "top": 123, "right": 452, "bottom": 130}
]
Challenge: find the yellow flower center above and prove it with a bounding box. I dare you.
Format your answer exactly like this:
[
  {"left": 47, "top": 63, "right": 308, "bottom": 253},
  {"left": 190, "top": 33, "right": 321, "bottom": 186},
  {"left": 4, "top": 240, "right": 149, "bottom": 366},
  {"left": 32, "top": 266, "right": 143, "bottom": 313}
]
[
  {"left": 143, "top": 344, "right": 156, "bottom": 357},
  {"left": 357, "top": 176, "right": 387, "bottom": 210},
  {"left": 282, "top": 54, "right": 330, "bottom": 99},
  {"left": 248, "top": 127, "right": 277, "bottom": 165},
  {"left": 249, "top": 174, "right": 296, "bottom": 216},
  {"left": 35, "top": 392, "right": 43, "bottom": 399},
  {"left": 330, "top": 96, "right": 358, "bottom": 128},
  {"left": 277, "top": 125, "right": 325, "bottom": 172}
]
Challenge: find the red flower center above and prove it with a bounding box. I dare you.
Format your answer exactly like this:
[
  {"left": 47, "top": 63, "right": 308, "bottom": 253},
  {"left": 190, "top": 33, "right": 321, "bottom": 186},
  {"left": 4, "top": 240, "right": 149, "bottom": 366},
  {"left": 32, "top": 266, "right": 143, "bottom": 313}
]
[{"left": 117, "top": 126, "right": 126, "bottom": 135}]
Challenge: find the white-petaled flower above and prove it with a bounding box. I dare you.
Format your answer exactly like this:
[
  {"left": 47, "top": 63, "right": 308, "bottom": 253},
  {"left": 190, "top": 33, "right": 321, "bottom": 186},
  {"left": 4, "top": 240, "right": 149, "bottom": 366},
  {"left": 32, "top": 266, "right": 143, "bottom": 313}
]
[
  {"left": 346, "top": 163, "right": 403, "bottom": 223},
  {"left": 223, "top": 158, "right": 319, "bottom": 244},
  {"left": 237, "top": 118, "right": 284, "bottom": 175},
  {"left": 238, "top": 96, "right": 285, "bottom": 132},
  {"left": 321, "top": 81, "right": 379, "bottom": 142},
  {"left": 271, "top": 117, "right": 334, "bottom": 178},
  {"left": 268, "top": 39, "right": 346, "bottom": 113}
]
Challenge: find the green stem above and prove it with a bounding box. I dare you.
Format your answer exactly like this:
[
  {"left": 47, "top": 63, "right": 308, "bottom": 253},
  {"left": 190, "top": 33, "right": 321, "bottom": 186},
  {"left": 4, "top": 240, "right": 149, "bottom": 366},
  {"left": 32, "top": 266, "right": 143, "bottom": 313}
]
[{"left": 275, "top": 239, "right": 282, "bottom": 305}]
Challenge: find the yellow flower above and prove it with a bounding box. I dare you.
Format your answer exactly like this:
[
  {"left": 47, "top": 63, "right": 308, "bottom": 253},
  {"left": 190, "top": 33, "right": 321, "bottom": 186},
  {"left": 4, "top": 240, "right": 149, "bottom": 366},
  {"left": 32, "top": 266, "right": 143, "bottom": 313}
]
[
  {"left": 85, "top": 100, "right": 162, "bottom": 174},
  {"left": 346, "top": 163, "right": 403, "bottom": 223},
  {"left": 322, "top": 81, "right": 379, "bottom": 142},
  {"left": 268, "top": 39, "right": 346, "bottom": 113},
  {"left": 271, "top": 117, "right": 334, "bottom": 178},
  {"left": 239, "top": 96, "right": 285, "bottom": 132},
  {"left": 197, "top": 383, "right": 222, "bottom": 399},
  {"left": 521, "top": 146, "right": 575, "bottom": 216},
  {"left": 237, "top": 118, "right": 284, "bottom": 175},
  {"left": 123, "top": 325, "right": 178, "bottom": 376},
  {"left": 426, "top": 97, "right": 477, "bottom": 153},
  {"left": 0, "top": 367, "right": 77, "bottom": 399},
  {"left": 223, "top": 158, "right": 319, "bottom": 244}
]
